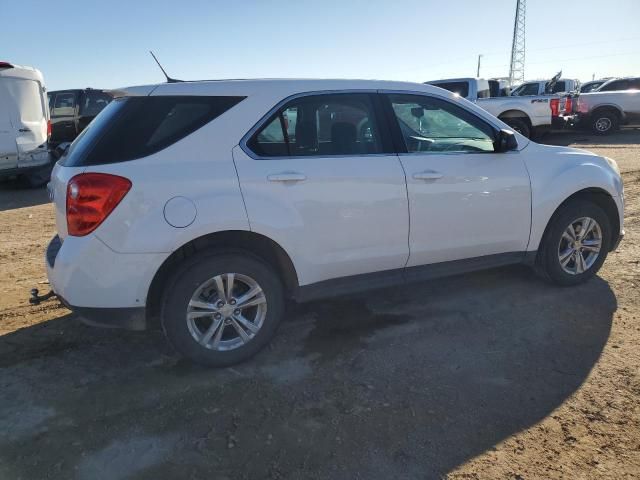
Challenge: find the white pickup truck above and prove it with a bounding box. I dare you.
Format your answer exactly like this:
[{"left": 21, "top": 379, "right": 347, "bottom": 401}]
[
  {"left": 426, "top": 77, "right": 569, "bottom": 139},
  {"left": 576, "top": 86, "right": 640, "bottom": 134},
  {"left": 511, "top": 78, "right": 580, "bottom": 96}
]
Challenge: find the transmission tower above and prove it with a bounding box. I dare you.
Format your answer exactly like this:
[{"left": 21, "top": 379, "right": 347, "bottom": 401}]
[{"left": 508, "top": 0, "right": 526, "bottom": 85}]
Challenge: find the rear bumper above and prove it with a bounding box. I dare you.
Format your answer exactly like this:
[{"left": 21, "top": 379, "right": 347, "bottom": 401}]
[
  {"left": 46, "top": 234, "right": 166, "bottom": 330},
  {"left": 0, "top": 151, "right": 54, "bottom": 178},
  {"left": 551, "top": 114, "right": 576, "bottom": 129},
  {"left": 55, "top": 290, "right": 146, "bottom": 330}
]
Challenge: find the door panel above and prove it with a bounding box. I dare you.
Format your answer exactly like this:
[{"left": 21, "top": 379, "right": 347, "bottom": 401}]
[
  {"left": 401, "top": 152, "right": 531, "bottom": 265},
  {"left": 232, "top": 92, "right": 409, "bottom": 286},
  {"left": 233, "top": 147, "right": 409, "bottom": 286},
  {"left": 383, "top": 93, "right": 531, "bottom": 267}
]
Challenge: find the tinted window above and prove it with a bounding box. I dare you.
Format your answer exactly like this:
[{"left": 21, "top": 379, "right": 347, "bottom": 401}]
[
  {"left": 477, "top": 88, "right": 490, "bottom": 99},
  {"left": 80, "top": 91, "right": 113, "bottom": 116},
  {"left": 551, "top": 81, "right": 566, "bottom": 93},
  {"left": 511, "top": 83, "right": 539, "bottom": 96},
  {"left": 248, "top": 93, "right": 383, "bottom": 157},
  {"left": 430, "top": 82, "right": 469, "bottom": 98},
  {"left": 581, "top": 82, "right": 605, "bottom": 93},
  {"left": 52, "top": 93, "right": 76, "bottom": 116},
  {"left": 387, "top": 94, "right": 496, "bottom": 154},
  {"left": 61, "top": 95, "right": 245, "bottom": 167},
  {"left": 600, "top": 80, "right": 629, "bottom": 92}
]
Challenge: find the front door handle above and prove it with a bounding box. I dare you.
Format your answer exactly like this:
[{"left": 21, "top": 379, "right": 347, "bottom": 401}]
[
  {"left": 268, "top": 172, "right": 307, "bottom": 183},
  {"left": 413, "top": 171, "right": 443, "bottom": 181}
]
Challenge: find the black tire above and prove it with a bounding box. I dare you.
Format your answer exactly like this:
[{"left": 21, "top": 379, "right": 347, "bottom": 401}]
[
  {"left": 501, "top": 118, "right": 531, "bottom": 139},
  {"left": 590, "top": 109, "right": 619, "bottom": 135},
  {"left": 161, "top": 251, "right": 285, "bottom": 367},
  {"left": 20, "top": 167, "right": 51, "bottom": 188},
  {"left": 535, "top": 199, "right": 611, "bottom": 286}
]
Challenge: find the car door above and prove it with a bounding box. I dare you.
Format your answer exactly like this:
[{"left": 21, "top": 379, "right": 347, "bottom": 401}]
[
  {"left": 233, "top": 92, "right": 409, "bottom": 287},
  {"left": 381, "top": 92, "right": 531, "bottom": 268},
  {"left": 50, "top": 91, "right": 77, "bottom": 143}
]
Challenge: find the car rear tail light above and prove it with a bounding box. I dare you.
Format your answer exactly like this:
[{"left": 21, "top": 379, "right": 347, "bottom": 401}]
[
  {"left": 66, "top": 173, "right": 131, "bottom": 236},
  {"left": 47, "top": 120, "right": 52, "bottom": 138},
  {"left": 550, "top": 98, "right": 560, "bottom": 117},
  {"left": 564, "top": 96, "right": 573, "bottom": 114}
]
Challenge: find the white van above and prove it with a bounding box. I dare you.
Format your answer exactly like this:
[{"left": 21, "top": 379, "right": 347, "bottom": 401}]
[{"left": 0, "top": 61, "right": 52, "bottom": 186}]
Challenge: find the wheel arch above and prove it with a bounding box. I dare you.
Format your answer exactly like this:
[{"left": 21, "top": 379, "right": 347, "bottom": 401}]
[
  {"left": 498, "top": 109, "right": 532, "bottom": 122},
  {"left": 536, "top": 187, "right": 620, "bottom": 254},
  {"left": 146, "top": 230, "right": 299, "bottom": 328},
  {"left": 590, "top": 104, "right": 624, "bottom": 121}
]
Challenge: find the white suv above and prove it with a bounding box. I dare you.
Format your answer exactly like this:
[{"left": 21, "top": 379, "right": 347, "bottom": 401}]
[{"left": 46, "top": 79, "right": 624, "bottom": 366}]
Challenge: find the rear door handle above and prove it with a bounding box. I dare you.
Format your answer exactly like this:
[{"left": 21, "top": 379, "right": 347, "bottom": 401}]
[
  {"left": 267, "top": 172, "right": 307, "bottom": 183},
  {"left": 413, "top": 171, "right": 443, "bottom": 181}
]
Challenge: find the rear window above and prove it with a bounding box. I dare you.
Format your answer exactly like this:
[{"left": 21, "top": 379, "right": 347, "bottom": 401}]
[
  {"left": 61, "top": 95, "right": 245, "bottom": 167},
  {"left": 431, "top": 82, "right": 469, "bottom": 98}
]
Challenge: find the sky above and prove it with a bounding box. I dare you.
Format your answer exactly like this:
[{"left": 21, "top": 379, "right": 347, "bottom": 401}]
[{"left": 2, "top": 0, "right": 639, "bottom": 91}]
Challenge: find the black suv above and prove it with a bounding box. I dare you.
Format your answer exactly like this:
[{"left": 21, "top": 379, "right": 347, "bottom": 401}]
[{"left": 47, "top": 89, "right": 113, "bottom": 146}]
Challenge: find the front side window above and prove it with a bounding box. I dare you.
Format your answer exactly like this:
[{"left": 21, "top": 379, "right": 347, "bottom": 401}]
[
  {"left": 52, "top": 92, "right": 76, "bottom": 116},
  {"left": 247, "top": 93, "right": 382, "bottom": 157},
  {"left": 387, "top": 94, "right": 496, "bottom": 154}
]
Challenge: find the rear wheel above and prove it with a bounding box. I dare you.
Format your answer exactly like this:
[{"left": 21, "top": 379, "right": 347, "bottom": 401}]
[
  {"left": 535, "top": 200, "right": 611, "bottom": 286},
  {"left": 21, "top": 167, "right": 51, "bottom": 188},
  {"left": 501, "top": 118, "right": 531, "bottom": 138},
  {"left": 591, "top": 109, "right": 619, "bottom": 135},
  {"left": 161, "top": 252, "right": 285, "bottom": 367}
]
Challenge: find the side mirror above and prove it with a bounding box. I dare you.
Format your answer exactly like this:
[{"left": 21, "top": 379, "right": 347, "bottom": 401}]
[{"left": 494, "top": 129, "right": 518, "bottom": 153}]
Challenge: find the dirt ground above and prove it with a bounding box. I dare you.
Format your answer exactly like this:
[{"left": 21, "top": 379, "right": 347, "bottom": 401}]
[{"left": 0, "top": 129, "right": 639, "bottom": 479}]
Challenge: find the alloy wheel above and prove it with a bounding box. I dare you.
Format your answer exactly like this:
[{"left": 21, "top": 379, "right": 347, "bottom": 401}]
[
  {"left": 557, "top": 217, "right": 603, "bottom": 275},
  {"left": 186, "top": 273, "right": 267, "bottom": 351}
]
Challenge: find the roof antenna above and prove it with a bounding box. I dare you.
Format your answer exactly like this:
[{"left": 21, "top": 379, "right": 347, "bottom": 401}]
[{"left": 149, "top": 50, "right": 182, "bottom": 83}]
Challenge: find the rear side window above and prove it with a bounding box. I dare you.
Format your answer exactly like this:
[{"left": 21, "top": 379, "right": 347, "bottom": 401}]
[
  {"left": 61, "top": 95, "right": 245, "bottom": 167},
  {"left": 600, "top": 80, "right": 629, "bottom": 92}
]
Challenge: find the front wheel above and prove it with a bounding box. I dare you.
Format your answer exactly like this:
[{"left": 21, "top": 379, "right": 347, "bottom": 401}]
[
  {"left": 535, "top": 200, "right": 611, "bottom": 286},
  {"left": 161, "top": 252, "right": 285, "bottom": 367}
]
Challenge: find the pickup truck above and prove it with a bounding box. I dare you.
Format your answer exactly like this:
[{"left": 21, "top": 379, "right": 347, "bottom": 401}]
[
  {"left": 575, "top": 88, "right": 640, "bottom": 134},
  {"left": 511, "top": 78, "right": 580, "bottom": 96},
  {"left": 426, "top": 77, "right": 569, "bottom": 138},
  {"left": 47, "top": 88, "right": 113, "bottom": 147}
]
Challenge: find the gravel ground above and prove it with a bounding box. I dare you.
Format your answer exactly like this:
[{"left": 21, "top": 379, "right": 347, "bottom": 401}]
[{"left": 0, "top": 129, "right": 639, "bottom": 479}]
